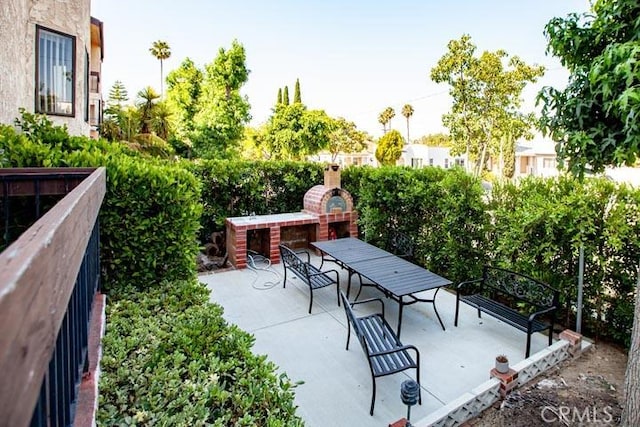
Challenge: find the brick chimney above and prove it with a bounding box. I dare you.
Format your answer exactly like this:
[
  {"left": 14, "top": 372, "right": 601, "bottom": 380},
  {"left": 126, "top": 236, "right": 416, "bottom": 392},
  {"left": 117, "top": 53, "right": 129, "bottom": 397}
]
[{"left": 324, "top": 164, "right": 341, "bottom": 188}]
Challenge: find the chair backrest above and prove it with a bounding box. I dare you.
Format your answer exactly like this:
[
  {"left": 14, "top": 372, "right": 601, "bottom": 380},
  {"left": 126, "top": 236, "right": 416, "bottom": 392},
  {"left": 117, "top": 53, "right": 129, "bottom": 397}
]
[
  {"left": 279, "top": 244, "right": 300, "bottom": 268},
  {"left": 340, "top": 290, "right": 365, "bottom": 349},
  {"left": 388, "top": 231, "right": 415, "bottom": 260},
  {"left": 482, "top": 265, "right": 559, "bottom": 309}
]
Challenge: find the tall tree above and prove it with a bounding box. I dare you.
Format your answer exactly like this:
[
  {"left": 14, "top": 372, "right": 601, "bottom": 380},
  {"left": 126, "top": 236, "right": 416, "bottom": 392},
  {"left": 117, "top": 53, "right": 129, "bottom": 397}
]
[
  {"left": 277, "top": 88, "right": 282, "bottom": 105},
  {"left": 416, "top": 133, "right": 451, "bottom": 147},
  {"left": 192, "top": 39, "right": 251, "bottom": 159},
  {"left": 102, "top": 81, "right": 130, "bottom": 138},
  {"left": 401, "top": 104, "right": 414, "bottom": 143},
  {"left": 384, "top": 107, "right": 395, "bottom": 130},
  {"left": 375, "top": 129, "right": 404, "bottom": 165},
  {"left": 136, "top": 86, "right": 160, "bottom": 134},
  {"left": 108, "top": 80, "right": 128, "bottom": 107},
  {"left": 283, "top": 86, "right": 290, "bottom": 105},
  {"left": 294, "top": 78, "right": 302, "bottom": 103},
  {"left": 260, "top": 103, "right": 334, "bottom": 160},
  {"left": 149, "top": 40, "right": 171, "bottom": 98},
  {"left": 539, "top": 0, "right": 640, "bottom": 177},
  {"left": 165, "top": 58, "right": 203, "bottom": 142},
  {"left": 431, "top": 34, "right": 544, "bottom": 177},
  {"left": 377, "top": 107, "right": 395, "bottom": 134},
  {"left": 378, "top": 111, "right": 388, "bottom": 133},
  {"left": 327, "top": 117, "right": 369, "bottom": 162},
  {"left": 539, "top": 1, "right": 640, "bottom": 424}
]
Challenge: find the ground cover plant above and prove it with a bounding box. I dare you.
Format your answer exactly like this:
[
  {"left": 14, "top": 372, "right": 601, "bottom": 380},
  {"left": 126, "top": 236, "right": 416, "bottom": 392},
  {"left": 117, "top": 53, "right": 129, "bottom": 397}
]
[{"left": 97, "top": 280, "right": 303, "bottom": 426}]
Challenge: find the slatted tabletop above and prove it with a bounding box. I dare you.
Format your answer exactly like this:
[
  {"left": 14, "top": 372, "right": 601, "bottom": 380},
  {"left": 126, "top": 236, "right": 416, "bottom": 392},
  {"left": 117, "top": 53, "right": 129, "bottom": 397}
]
[
  {"left": 351, "top": 256, "right": 451, "bottom": 297},
  {"left": 311, "top": 237, "right": 391, "bottom": 264},
  {"left": 311, "top": 237, "right": 452, "bottom": 337}
]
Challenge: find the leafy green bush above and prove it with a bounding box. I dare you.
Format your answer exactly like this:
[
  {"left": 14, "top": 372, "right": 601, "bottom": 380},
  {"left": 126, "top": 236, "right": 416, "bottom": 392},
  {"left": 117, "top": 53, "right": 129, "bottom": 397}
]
[
  {"left": 192, "top": 160, "right": 323, "bottom": 240},
  {"left": 490, "top": 175, "right": 640, "bottom": 346},
  {"left": 1, "top": 115, "right": 202, "bottom": 291},
  {"left": 353, "top": 165, "right": 488, "bottom": 283},
  {"left": 98, "top": 279, "right": 303, "bottom": 426}
]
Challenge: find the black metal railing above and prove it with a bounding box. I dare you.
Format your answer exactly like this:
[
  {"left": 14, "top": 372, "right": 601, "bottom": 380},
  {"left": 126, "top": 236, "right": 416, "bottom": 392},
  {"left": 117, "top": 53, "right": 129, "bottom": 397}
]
[
  {"left": 30, "top": 221, "right": 100, "bottom": 427},
  {"left": 0, "top": 170, "right": 91, "bottom": 250},
  {"left": 0, "top": 168, "right": 105, "bottom": 427}
]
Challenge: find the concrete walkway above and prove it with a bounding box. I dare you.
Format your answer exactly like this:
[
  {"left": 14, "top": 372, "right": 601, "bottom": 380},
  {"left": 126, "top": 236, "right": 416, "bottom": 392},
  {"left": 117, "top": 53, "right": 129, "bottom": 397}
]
[{"left": 200, "top": 253, "right": 551, "bottom": 426}]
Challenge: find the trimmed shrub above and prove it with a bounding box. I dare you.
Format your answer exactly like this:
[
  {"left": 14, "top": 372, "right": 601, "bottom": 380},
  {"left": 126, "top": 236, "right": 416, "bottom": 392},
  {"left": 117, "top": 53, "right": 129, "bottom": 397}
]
[
  {"left": 0, "top": 118, "right": 201, "bottom": 291},
  {"left": 353, "top": 165, "right": 488, "bottom": 283},
  {"left": 192, "top": 159, "right": 323, "bottom": 239},
  {"left": 490, "top": 175, "right": 640, "bottom": 346}
]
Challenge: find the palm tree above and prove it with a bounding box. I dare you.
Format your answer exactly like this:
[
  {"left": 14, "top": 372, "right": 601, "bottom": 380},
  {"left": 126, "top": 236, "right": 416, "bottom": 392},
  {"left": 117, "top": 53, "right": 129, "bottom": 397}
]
[
  {"left": 136, "top": 86, "right": 160, "bottom": 134},
  {"left": 149, "top": 40, "right": 171, "bottom": 98},
  {"left": 384, "top": 107, "right": 395, "bottom": 131},
  {"left": 150, "top": 102, "right": 172, "bottom": 140},
  {"left": 378, "top": 107, "right": 396, "bottom": 134},
  {"left": 402, "top": 104, "right": 414, "bottom": 144},
  {"left": 378, "top": 111, "right": 388, "bottom": 133}
]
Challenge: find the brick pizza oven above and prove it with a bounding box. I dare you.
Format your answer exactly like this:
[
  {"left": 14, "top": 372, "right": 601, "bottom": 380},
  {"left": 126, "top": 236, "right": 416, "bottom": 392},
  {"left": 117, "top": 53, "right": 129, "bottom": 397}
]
[
  {"left": 225, "top": 164, "right": 358, "bottom": 269},
  {"left": 302, "top": 164, "right": 358, "bottom": 241}
]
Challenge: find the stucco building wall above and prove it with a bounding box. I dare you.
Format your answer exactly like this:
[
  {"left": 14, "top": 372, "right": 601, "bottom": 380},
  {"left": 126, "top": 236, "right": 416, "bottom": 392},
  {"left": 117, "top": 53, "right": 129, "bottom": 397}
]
[{"left": 0, "top": 0, "right": 91, "bottom": 136}]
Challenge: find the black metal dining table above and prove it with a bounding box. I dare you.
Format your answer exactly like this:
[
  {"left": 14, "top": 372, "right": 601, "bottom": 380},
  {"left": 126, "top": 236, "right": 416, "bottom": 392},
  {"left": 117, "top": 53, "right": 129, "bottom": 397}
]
[{"left": 311, "top": 237, "right": 452, "bottom": 337}]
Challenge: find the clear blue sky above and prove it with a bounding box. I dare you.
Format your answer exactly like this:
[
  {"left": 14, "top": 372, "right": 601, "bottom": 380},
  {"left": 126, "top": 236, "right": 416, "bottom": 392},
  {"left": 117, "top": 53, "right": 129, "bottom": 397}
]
[{"left": 91, "top": 0, "right": 590, "bottom": 139}]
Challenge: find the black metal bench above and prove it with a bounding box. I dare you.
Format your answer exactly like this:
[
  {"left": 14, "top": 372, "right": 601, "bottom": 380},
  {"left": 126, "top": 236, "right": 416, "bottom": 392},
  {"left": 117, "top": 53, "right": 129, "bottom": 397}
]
[
  {"left": 279, "top": 244, "right": 340, "bottom": 314},
  {"left": 340, "top": 290, "right": 421, "bottom": 415},
  {"left": 387, "top": 230, "right": 415, "bottom": 262},
  {"left": 454, "top": 265, "right": 560, "bottom": 358}
]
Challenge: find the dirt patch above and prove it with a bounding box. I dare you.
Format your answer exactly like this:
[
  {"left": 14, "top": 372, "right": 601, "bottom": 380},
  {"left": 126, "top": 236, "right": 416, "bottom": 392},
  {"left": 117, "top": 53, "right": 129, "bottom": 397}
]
[{"left": 469, "top": 341, "right": 627, "bottom": 426}]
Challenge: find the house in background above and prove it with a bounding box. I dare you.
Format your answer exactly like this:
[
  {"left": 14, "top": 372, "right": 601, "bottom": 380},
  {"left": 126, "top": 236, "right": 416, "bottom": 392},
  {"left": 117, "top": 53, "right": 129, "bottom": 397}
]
[
  {"left": 0, "top": 0, "right": 104, "bottom": 138},
  {"left": 514, "top": 136, "right": 559, "bottom": 178},
  {"left": 399, "top": 144, "right": 468, "bottom": 169},
  {"left": 311, "top": 151, "right": 376, "bottom": 167},
  {"left": 89, "top": 17, "right": 104, "bottom": 139}
]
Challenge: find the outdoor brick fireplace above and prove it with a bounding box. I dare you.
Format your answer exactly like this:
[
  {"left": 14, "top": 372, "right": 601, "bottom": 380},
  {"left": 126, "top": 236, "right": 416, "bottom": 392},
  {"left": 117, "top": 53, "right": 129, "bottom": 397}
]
[{"left": 226, "top": 165, "right": 358, "bottom": 269}]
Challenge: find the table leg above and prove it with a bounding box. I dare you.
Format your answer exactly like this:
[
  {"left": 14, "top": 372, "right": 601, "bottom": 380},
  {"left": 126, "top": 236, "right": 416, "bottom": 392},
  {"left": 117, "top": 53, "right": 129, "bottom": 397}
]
[
  {"left": 432, "top": 288, "right": 446, "bottom": 331},
  {"left": 397, "top": 296, "right": 404, "bottom": 338}
]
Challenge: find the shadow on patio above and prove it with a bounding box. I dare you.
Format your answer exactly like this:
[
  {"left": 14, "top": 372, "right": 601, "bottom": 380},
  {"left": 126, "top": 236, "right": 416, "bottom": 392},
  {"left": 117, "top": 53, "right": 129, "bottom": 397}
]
[{"left": 199, "top": 252, "right": 558, "bottom": 426}]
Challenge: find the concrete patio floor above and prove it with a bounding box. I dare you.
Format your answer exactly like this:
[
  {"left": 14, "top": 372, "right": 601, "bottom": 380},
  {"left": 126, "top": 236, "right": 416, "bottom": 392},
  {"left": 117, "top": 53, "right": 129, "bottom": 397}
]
[{"left": 199, "top": 252, "right": 553, "bottom": 426}]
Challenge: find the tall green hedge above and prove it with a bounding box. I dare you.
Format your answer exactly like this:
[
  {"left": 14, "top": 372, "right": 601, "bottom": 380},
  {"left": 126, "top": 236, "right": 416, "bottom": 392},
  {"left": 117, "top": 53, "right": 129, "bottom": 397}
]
[
  {"left": 490, "top": 176, "right": 640, "bottom": 345},
  {"left": 192, "top": 159, "right": 324, "bottom": 239},
  {"left": 347, "top": 165, "right": 488, "bottom": 284},
  {"left": 0, "top": 122, "right": 201, "bottom": 291}
]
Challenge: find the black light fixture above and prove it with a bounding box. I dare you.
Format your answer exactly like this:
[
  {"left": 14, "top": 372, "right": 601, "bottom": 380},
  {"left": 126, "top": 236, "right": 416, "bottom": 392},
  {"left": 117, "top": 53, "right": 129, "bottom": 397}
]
[{"left": 400, "top": 379, "right": 420, "bottom": 426}]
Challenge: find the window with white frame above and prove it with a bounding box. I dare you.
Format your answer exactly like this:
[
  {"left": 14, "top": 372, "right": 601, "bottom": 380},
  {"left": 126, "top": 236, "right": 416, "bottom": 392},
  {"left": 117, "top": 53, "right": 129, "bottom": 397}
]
[
  {"left": 411, "top": 158, "right": 422, "bottom": 168},
  {"left": 36, "top": 26, "right": 75, "bottom": 116},
  {"left": 444, "top": 158, "right": 449, "bottom": 168},
  {"left": 542, "top": 157, "right": 556, "bottom": 169}
]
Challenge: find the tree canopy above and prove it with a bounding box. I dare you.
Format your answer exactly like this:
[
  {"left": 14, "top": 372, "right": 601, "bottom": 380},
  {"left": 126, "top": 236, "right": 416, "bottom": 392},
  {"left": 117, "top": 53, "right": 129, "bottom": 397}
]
[
  {"left": 538, "top": 0, "right": 640, "bottom": 177},
  {"left": 401, "top": 104, "right": 414, "bottom": 143},
  {"left": 375, "top": 129, "right": 404, "bottom": 165},
  {"left": 165, "top": 58, "right": 203, "bottom": 141},
  {"left": 416, "top": 133, "right": 451, "bottom": 147},
  {"left": 431, "top": 34, "right": 544, "bottom": 177},
  {"left": 260, "top": 103, "right": 334, "bottom": 160},
  {"left": 327, "top": 117, "right": 369, "bottom": 162},
  {"left": 294, "top": 78, "right": 302, "bottom": 104},
  {"left": 192, "top": 40, "right": 251, "bottom": 159},
  {"left": 149, "top": 40, "right": 171, "bottom": 97},
  {"left": 378, "top": 107, "right": 395, "bottom": 134}
]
